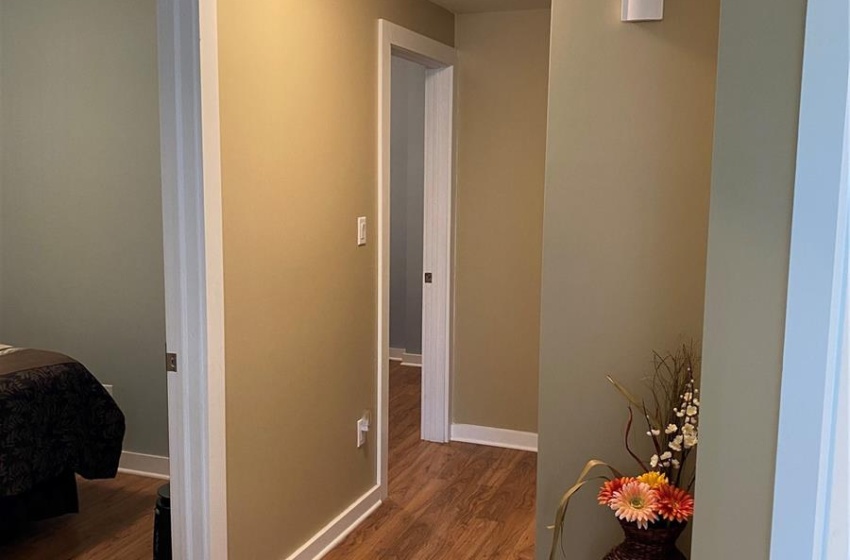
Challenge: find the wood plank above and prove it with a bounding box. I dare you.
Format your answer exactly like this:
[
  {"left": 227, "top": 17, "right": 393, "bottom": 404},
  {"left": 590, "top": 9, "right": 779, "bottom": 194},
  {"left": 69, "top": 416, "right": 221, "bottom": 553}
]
[
  {"left": 324, "top": 363, "right": 537, "bottom": 559},
  {"left": 0, "top": 473, "right": 161, "bottom": 560}
]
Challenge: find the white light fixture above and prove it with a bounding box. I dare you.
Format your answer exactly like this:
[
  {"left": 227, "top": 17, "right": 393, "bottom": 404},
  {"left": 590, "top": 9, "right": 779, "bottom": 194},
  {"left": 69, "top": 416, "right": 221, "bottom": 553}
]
[{"left": 622, "top": 0, "right": 664, "bottom": 22}]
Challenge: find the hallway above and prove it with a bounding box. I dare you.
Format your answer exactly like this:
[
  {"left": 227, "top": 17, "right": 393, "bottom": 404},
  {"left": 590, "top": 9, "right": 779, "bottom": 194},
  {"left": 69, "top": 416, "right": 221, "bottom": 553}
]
[{"left": 325, "top": 362, "right": 536, "bottom": 559}]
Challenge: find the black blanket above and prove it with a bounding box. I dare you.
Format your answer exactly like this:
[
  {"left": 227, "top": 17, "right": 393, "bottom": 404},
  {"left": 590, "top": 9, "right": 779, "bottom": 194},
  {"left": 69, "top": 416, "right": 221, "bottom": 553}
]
[{"left": 0, "top": 347, "right": 125, "bottom": 498}]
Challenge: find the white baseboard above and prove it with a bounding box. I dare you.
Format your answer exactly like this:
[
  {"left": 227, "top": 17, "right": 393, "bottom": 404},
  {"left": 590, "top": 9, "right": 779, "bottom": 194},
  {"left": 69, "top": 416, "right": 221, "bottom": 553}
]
[
  {"left": 284, "top": 485, "right": 382, "bottom": 560},
  {"left": 451, "top": 424, "right": 538, "bottom": 453},
  {"left": 389, "top": 348, "right": 422, "bottom": 367},
  {"left": 118, "top": 451, "right": 170, "bottom": 480},
  {"left": 401, "top": 352, "right": 422, "bottom": 367}
]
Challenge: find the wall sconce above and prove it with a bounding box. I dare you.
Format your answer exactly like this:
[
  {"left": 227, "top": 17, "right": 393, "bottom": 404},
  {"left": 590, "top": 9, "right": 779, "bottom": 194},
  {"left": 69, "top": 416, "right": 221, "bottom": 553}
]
[{"left": 622, "top": 0, "right": 664, "bottom": 21}]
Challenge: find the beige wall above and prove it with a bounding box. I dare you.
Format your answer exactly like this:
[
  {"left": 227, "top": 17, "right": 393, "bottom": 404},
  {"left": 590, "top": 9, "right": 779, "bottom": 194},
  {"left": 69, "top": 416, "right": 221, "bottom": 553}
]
[
  {"left": 216, "top": 1, "right": 453, "bottom": 558},
  {"left": 435, "top": 0, "right": 551, "bottom": 13},
  {"left": 535, "top": 0, "right": 719, "bottom": 557},
  {"left": 692, "top": 0, "right": 807, "bottom": 557},
  {"left": 0, "top": 0, "right": 168, "bottom": 456},
  {"left": 453, "top": 9, "right": 550, "bottom": 434}
]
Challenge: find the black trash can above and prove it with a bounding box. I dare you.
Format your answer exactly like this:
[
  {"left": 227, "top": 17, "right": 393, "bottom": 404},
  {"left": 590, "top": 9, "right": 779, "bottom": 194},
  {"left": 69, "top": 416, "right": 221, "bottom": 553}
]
[{"left": 153, "top": 484, "right": 171, "bottom": 560}]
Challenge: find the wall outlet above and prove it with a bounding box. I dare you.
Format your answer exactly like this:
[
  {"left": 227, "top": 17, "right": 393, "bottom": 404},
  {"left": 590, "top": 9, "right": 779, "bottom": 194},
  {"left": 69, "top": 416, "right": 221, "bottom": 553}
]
[{"left": 356, "top": 410, "right": 371, "bottom": 448}]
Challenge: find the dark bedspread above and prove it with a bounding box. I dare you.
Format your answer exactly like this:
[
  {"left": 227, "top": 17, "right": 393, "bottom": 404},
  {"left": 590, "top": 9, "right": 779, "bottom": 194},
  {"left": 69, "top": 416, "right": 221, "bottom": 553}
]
[{"left": 0, "top": 347, "right": 125, "bottom": 498}]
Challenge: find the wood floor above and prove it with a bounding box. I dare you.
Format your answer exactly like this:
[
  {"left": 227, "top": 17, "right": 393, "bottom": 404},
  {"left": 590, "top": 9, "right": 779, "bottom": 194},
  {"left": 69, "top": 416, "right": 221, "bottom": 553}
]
[
  {"left": 325, "top": 362, "right": 537, "bottom": 560},
  {"left": 0, "top": 362, "right": 536, "bottom": 559},
  {"left": 0, "top": 473, "right": 161, "bottom": 560}
]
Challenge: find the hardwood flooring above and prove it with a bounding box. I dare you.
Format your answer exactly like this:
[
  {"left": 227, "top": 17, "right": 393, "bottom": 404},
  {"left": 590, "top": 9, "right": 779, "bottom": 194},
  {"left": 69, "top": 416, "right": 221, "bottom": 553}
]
[
  {"left": 0, "top": 473, "right": 161, "bottom": 560},
  {"left": 0, "top": 363, "right": 536, "bottom": 560},
  {"left": 325, "top": 362, "right": 537, "bottom": 560}
]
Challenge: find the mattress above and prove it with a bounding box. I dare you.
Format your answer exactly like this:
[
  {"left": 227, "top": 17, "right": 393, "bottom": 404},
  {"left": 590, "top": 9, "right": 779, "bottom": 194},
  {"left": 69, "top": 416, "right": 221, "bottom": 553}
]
[{"left": 0, "top": 347, "right": 125, "bottom": 497}]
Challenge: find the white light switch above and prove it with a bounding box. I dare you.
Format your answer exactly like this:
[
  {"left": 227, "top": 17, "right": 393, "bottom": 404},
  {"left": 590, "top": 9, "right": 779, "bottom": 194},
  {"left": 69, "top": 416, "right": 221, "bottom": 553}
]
[
  {"left": 357, "top": 217, "right": 367, "bottom": 246},
  {"left": 357, "top": 411, "right": 371, "bottom": 448}
]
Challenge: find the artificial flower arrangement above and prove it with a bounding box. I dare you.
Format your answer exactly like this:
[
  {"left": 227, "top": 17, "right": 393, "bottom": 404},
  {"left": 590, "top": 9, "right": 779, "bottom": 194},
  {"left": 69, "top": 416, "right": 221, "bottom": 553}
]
[{"left": 549, "top": 346, "right": 700, "bottom": 560}]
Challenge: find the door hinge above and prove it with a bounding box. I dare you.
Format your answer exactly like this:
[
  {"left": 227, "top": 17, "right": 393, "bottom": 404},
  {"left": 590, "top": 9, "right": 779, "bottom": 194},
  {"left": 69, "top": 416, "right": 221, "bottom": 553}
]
[
  {"left": 166, "top": 352, "right": 178, "bottom": 373},
  {"left": 424, "top": 272, "right": 433, "bottom": 284}
]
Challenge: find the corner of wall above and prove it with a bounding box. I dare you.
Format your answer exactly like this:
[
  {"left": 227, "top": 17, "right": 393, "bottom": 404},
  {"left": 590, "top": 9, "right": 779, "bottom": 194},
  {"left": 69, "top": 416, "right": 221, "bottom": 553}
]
[{"left": 0, "top": 3, "right": 5, "bottom": 339}]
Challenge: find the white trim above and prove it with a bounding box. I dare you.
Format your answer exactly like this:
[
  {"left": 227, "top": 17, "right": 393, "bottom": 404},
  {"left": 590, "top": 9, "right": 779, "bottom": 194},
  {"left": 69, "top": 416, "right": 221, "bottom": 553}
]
[
  {"left": 199, "top": 0, "right": 229, "bottom": 556},
  {"left": 420, "top": 64, "right": 454, "bottom": 444},
  {"left": 450, "top": 424, "right": 539, "bottom": 453},
  {"left": 158, "top": 0, "right": 227, "bottom": 558},
  {"left": 388, "top": 348, "right": 422, "bottom": 367},
  {"left": 827, "top": 285, "right": 849, "bottom": 559},
  {"left": 770, "top": 0, "right": 850, "bottom": 556},
  {"left": 401, "top": 353, "right": 422, "bottom": 367},
  {"left": 283, "top": 486, "right": 382, "bottom": 560},
  {"left": 118, "top": 452, "right": 171, "bottom": 480},
  {"left": 380, "top": 21, "right": 456, "bottom": 70},
  {"left": 378, "top": 20, "right": 457, "bottom": 501}
]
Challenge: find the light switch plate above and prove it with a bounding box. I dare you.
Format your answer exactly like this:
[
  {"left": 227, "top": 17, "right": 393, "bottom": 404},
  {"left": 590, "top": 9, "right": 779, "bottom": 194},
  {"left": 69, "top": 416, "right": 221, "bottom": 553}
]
[
  {"left": 357, "top": 217, "right": 367, "bottom": 246},
  {"left": 356, "top": 411, "right": 371, "bottom": 448}
]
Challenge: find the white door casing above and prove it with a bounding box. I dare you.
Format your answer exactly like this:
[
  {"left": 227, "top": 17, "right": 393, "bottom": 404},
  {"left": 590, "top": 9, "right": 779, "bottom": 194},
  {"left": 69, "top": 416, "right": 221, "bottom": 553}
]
[
  {"left": 770, "top": 0, "right": 849, "bottom": 557},
  {"left": 157, "top": 0, "right": 227, "bottom": 558}
]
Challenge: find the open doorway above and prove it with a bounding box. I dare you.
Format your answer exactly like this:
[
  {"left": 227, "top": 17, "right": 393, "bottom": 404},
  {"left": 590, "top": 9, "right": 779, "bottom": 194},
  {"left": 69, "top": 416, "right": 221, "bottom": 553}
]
[
  {"left": 388, "top": 53, "right": 427, "bottom": 462},
  {"left": 0, "top": 1, "right": 170, "bottom": 557},
  {"left": 0, "top": 1, "right": 223, "bottom": 558},
  {"left": 389, "top": 55, "right": 426, "bottom": 375},
  {"left": 377, "top": 21, "right": 456, "bottom": 496}
]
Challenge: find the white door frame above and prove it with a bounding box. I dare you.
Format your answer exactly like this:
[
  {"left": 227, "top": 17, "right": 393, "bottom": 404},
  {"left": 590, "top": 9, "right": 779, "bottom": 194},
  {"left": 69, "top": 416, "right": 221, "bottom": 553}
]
[
  {"left": 771, "top": 0, "right": 849, "bottom": 556},
  {"left": 378, "top": 20, "right": 456, "bottom": 493},
  {"left": 157, "top": 0, "right": 227, "bottom": 558}
]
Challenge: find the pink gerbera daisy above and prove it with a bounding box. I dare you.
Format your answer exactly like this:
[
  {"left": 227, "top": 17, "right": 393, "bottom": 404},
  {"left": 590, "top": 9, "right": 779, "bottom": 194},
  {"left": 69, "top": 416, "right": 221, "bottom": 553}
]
[
  {"left": 610, "top": 481, "right": 659, "bottom": 529},
  {"left": 655, "top": 484, "right": 695, "bottom": 523}
]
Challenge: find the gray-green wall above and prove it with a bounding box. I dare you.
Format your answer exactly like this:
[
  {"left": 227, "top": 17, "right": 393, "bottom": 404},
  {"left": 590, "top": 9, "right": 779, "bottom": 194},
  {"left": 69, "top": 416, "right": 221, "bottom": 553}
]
[
  {"left": 390, "top": 55, "right": 425, "bottom": 356},
  {"left": 536, "top": 0, "right": 720, "bottom": 557},
  {"left": 0, "top": 0, "right": 168, "bottom": 457},
  {"left": 691, "top": 0, "right": 807, "bottom": 558}
]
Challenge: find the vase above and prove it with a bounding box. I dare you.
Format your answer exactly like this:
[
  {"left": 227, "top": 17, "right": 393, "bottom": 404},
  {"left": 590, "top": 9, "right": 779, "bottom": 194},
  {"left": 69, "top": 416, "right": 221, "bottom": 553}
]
[{"left": 603, "top": 520, "right": 687, "bottom": 560}]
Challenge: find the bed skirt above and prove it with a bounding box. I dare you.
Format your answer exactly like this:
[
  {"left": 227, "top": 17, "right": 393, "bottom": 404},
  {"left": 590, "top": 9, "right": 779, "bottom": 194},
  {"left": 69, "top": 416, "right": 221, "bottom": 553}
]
[{"left": 0, "top": 470, "right": 78, "bottom": 540}]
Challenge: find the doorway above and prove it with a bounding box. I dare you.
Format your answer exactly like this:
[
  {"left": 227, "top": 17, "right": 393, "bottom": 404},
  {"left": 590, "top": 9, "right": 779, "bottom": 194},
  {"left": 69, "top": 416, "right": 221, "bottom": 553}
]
[
  {"left": 0, "top": 1, "right": 223, "bottom": 558},
  {"left": 377, "top": 20, "right": 456, "bottom": 494},
  {"left": 388, "top": 52, "right": 428, "bottom": 471},
  {"left": 389, "top": 55, "right": 426, "bottom": 375},
  {"left": 0, "top": 1, "right": 171, "bottom": 558}
]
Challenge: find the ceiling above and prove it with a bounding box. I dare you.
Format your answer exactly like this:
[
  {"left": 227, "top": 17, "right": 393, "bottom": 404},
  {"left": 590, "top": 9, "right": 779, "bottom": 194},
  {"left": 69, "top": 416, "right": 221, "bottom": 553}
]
[{"left": 429, "top": 0, "right": 551, "bottom": 14}]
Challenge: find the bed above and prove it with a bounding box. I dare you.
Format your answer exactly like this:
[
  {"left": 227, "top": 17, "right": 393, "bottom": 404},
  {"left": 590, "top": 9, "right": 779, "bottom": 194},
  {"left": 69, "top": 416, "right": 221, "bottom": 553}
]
[{"left": 0, "top": 345, "right": 125, "bottom": 529}]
